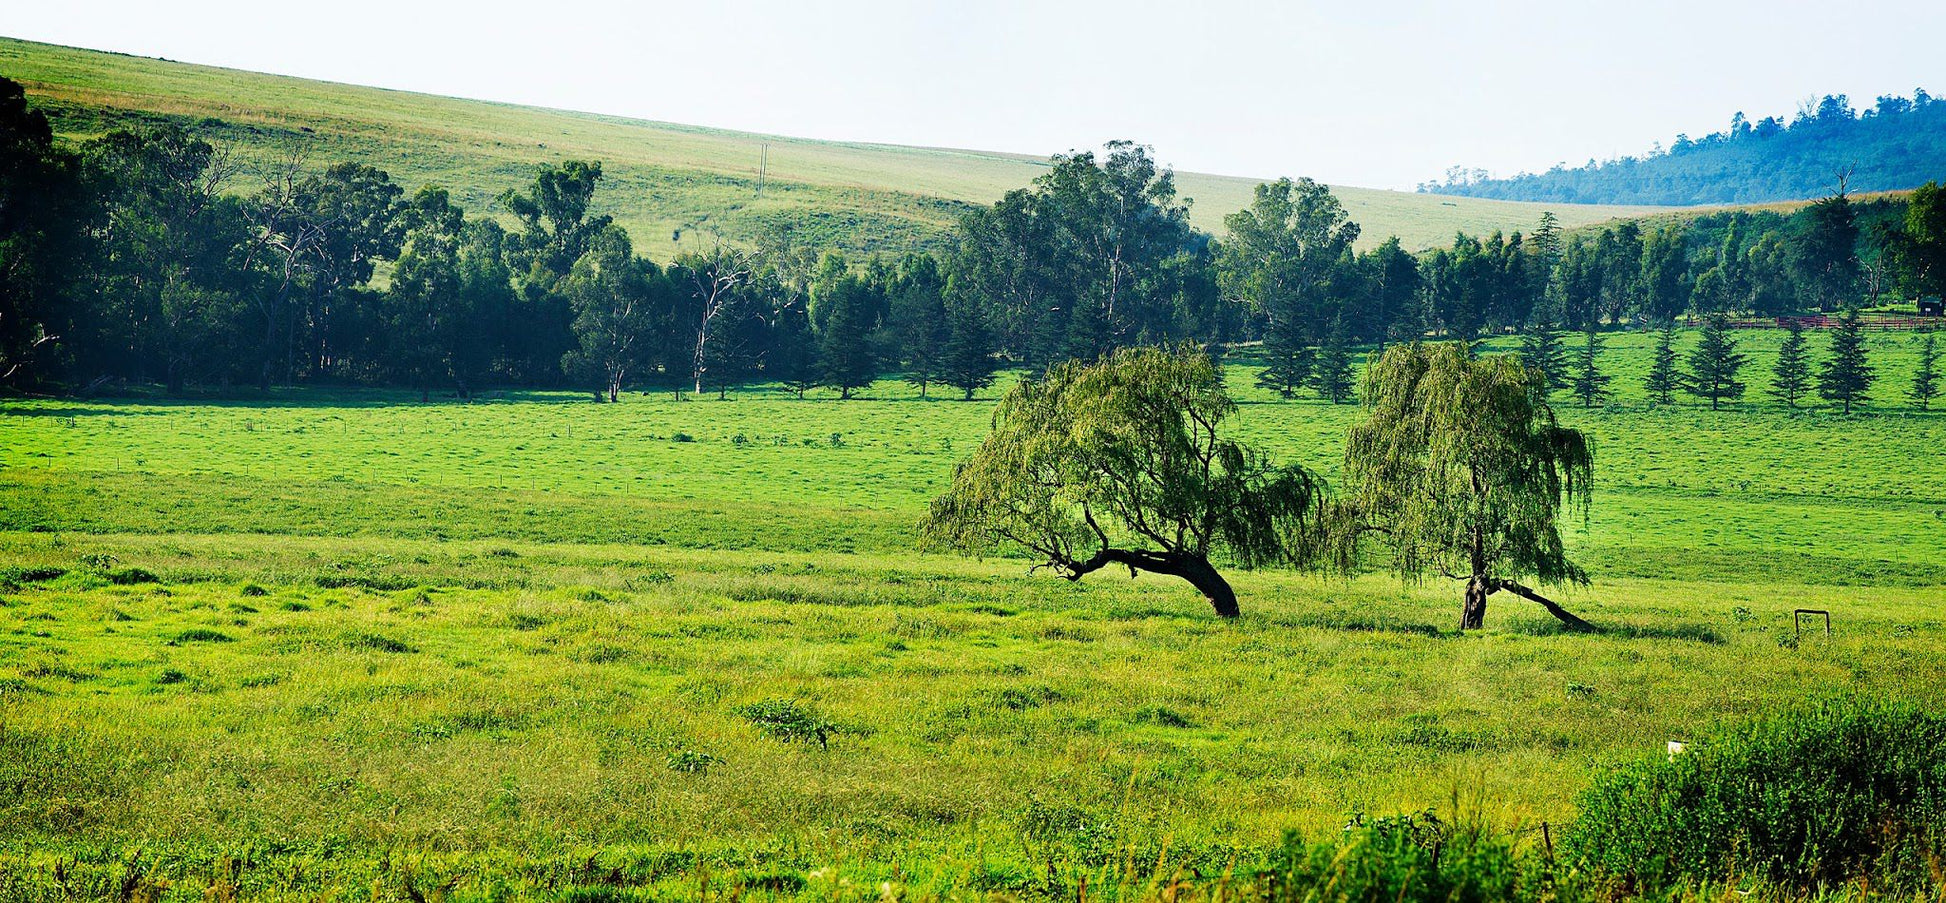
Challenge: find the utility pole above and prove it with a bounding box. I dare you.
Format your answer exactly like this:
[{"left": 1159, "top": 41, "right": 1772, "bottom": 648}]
[{"left": 756, "top": 143, "right": 768, "bottom": 195}]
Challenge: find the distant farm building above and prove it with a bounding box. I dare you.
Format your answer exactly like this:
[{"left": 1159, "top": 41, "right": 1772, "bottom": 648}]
[{"left": 1920, "top": 296, "right": 1943, "bottom": 317}]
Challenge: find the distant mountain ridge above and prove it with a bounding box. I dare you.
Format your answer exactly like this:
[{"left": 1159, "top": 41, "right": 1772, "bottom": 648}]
[{"left": 1423, "top": 91, "right": 1946, "bottom": 206}]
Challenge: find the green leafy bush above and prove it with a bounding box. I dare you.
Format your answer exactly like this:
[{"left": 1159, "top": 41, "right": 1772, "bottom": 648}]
[
  {"left": 734, "top": 699, "right": 835, "bottom": 749},
  {"left": 1254, "top": 812, "right": 1531, "bottom": 903},
  {"left": 1564, "top": 697, "right": 1946, "bottom": 895}
]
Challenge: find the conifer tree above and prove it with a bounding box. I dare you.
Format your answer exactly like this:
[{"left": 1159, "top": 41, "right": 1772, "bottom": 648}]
[
  {"left": 940, "top": 296, "right": 998, "bottom": 401},
  {"left": 1519, "top": 315, "right": 1569, "bottom": 396},
  {"left": 1912, "top": 334, "right": 1940, "bottom": 411},
  {"left": 1768, "top": 319, "right": 1811, "bottom": 408},
  {"left": 1570, "top": 326, "right": 1612, "bottom": 409},
  {"left": 817, "top": 276, "right": 880, "bottom": 399},
  {"left": 1817, "top": 310, "right": 1874, "bottom": 413},
  {"left": 1254, "top": 310, "right": 1314, "bottom": 399},
  {"left": 1644, "top": 321, "right": 1681, "bottom": 405},
  {"left": 1684, "top": 314, "right": 1746, "bottom": 410},
  {"left": 1311, "top": 314, "right": 1356, "bottom": 404},
  {"left": 768, "top": 299, "right": 819, "bottom": 398}
]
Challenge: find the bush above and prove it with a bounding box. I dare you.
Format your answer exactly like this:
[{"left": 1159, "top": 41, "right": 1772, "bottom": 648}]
[
  {"left": 1253, "top": 812, "right": 1531, "bottom": 903},
  {"left": 1564, "top": 697, "right": 1946, "bottom": 895},
  {"left": 734, "top": 699, "right": 835, "bottom": 748}
]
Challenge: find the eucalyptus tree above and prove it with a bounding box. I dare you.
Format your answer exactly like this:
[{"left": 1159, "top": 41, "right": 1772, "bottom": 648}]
[
  {"left": 922, "top": 346, "right": 1326, "bottom": 618},
  {"left": 1217, "top": 176, "right": 1359, "bottom": 390},
  {"left": 562, "top": 223, "right": 658, "bottom": 402},
  {"left": 1, "top": 77, "right": 91, "bottom": 385},
  {"left": 1335, "top": 342, "right": 1597, "bottom": 632}
]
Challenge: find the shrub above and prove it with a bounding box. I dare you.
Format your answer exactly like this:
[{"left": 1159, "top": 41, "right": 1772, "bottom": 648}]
[
  {"left": 665, "top": 748, "right": 721, "bottom": 775},
  {"left": 734, "top": 699, "right": 836, "bottom": 749},
  {"left": 1564, "top": 697, "right": 1946, "bottom": 895},
  {"left": 1253, "top": 812, "right": 1529, "bottom": 903}
]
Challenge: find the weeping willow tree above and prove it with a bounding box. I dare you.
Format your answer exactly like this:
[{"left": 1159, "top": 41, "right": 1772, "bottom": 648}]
[
  {"left": 1336, "top": 342, "right": 1597, "bottom": 632},
  {"left": 922, "top": 346, "right": 1326, "bottom": 618}
]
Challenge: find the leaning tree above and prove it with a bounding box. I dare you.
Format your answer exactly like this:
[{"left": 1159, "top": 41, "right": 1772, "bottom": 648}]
[
  {"left": 1335, "top": 342, "right": 1597, "bottom": 632},
  {"left": 921, "top": 346, "right": 1325, "bottom": 618}
]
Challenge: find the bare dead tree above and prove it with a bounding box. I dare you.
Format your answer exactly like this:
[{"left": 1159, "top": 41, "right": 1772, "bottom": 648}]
[{"left": 680, "top": 239, "right": 757, "bottom": 397}]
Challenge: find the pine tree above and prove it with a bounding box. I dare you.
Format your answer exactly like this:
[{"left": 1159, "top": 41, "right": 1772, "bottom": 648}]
[
  {"left": 1644, "top": 321, "right": 1680, "bottom": 405},
  {"left": 1817, "top": 310, "right": 1875, "bottom": 413},
  {"left": 1768, "top": 319, "right": 1811, "bottom": 408},
  {"left": 767, "top": 299, "right": 819, "bottom": 398},
  {"left": 817, "top": 277, "right": 880, "bottom": 399},
  {"left": 1569, "top": 326, "right": 1612, "bottom": 409},
  {"left": 1254, "top": 310, "right": 1314, "bottom": 399},
  {"left": 1311, "top": 314, "right": 1356, "bottom": 404},
  {"left": 1518, "top": 316, "right": 1569, "bottom": 396},
  {"left": 939, "top": 297, "right": 998, "bottom": 401},
  {"left": 1684, "top": 314, "right": 1746, "bottom": 410},
  {"left": 1912, "top": 334, "right": 1940, "bottom": 410},
  {"left": 891, "top": 255, "right": 950, "bottom": 398}
]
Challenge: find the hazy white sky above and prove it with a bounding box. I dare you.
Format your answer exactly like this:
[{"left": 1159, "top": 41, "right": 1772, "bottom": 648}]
[{"left": 7, "top": 0, "right": 1941, "bottom": 189}]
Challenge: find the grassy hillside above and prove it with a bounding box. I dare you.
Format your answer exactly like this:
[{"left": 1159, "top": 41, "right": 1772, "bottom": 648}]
[
  {"left": 2, "top": 331, "right": 1942, "bottom": 898},
  {"left": 0, "top": 36, "right": 1668, "bottom": 259}
]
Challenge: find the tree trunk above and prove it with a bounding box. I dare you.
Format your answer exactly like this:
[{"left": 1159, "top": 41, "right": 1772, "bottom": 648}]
[
  {"left": 1176, "top": 555, "right": 1240, "bottom": 619},
  {"left": 1461, "top": 576, "right": 1490, "bottom": 631},
  {"left": 1498, "top": 580, "right": 1598, "bottom": 632},
  {"left": 1063, "top": 547, "right": 1240, "bottom": 618}
]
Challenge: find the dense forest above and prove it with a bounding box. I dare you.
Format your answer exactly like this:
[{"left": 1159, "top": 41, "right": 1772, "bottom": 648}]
[
  {"left": 4, "top": 76, "right": 1944, "bottom": 401},
  {"left": 1423, "top": 91, "right": 1946, "bottom": 205}
]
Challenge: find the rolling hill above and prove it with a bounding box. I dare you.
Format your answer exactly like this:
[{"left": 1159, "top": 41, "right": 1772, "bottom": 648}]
[{"left": 2, "top": 36, "right": 1668, "bottom": 259}]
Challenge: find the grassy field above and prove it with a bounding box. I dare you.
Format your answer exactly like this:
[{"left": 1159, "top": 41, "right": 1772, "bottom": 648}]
[
  {"left": 2, "top": 329, "right": 1943, "bottom": 900},
  {"left": 0, "top": 36, "right": 1670, "bottom": 259}
]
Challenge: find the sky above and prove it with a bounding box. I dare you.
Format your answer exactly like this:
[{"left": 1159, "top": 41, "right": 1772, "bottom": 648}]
[{"left": 7, "top": 0, "right": 1942, "bottom": 190}]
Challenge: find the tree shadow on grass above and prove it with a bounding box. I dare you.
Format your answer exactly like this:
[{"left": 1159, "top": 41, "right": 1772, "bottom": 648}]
[{"left": 1507, "top": 616, "right": 1724, "bottom": 644}]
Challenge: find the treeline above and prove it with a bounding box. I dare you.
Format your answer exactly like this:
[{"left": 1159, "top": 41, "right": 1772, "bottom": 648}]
[
  {"left": 1423, "top": 91, "right": 1946, "bottom": 205},
  {"left": 1410, "top": 183, "right": 1943, "bottom": 336},
  {"left": 4, "top": 76, "right": 1944, "bottom": 401}
]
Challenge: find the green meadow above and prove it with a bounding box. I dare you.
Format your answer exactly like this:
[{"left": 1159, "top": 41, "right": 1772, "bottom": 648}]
[
  {"left": 0, "top": 36, "right": 1668, "bottom": 259},
  {"left": 2, "top": 329, "right": 1944, "bottom": 900}
]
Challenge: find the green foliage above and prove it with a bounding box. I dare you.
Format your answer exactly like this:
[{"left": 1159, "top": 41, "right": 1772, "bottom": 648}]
[
  {"left": 1569, "top": 327, "right": 1612, "bottom": 409},
  {"left": 1768, "top": 320, "right": 1811, "bottom": 407},
  {"left": 1519, "top": 317, "right": 1569, "bottom": 396},
  {"left": 1910, "top": 334, "right": 1939, "bottom": 410},
  {"left": 1817, "top": 310, "right": 1876, "bottom": 413},
  {"left": 922, "top": 346, "right": 1325, "bottom": 616},
  {"left": 1256, "top": 813, "right": 1530, "bottom": 903},
  {"left": 1311, "top": 314, "right": 1357, "bottom": 404},
  {"left": 1338, "top": 343, "right": 1594, "bottom": 629},
  {"left": 1425, "top": 91, "right": 1946, "bottom": 205},
  {"left": 1565, "top": 697, "right": 1946, "bottom": 895},
  {"left": 1684, "top": 314, "right": 1746, "bottom": 410},
  {"left": 734, "top": 699, "right": 836, "bottom": 748},
  {"left": 1643, "top": 322, "right": 1681, "bottom": 404}
]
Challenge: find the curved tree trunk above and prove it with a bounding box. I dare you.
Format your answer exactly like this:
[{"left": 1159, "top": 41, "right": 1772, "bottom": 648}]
[
  {"left": 1459, "top": 577, "right": 1596, "bottom": 633},
  {"left": 1461, "top": 576, "right": 1490, "bottom": 631},
  {"left": 1062, "top": 547, "right": 1240, "bottom": 618},
  {"left": 1498, "top": 580, "right": 1597, "bottom": 632}
]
